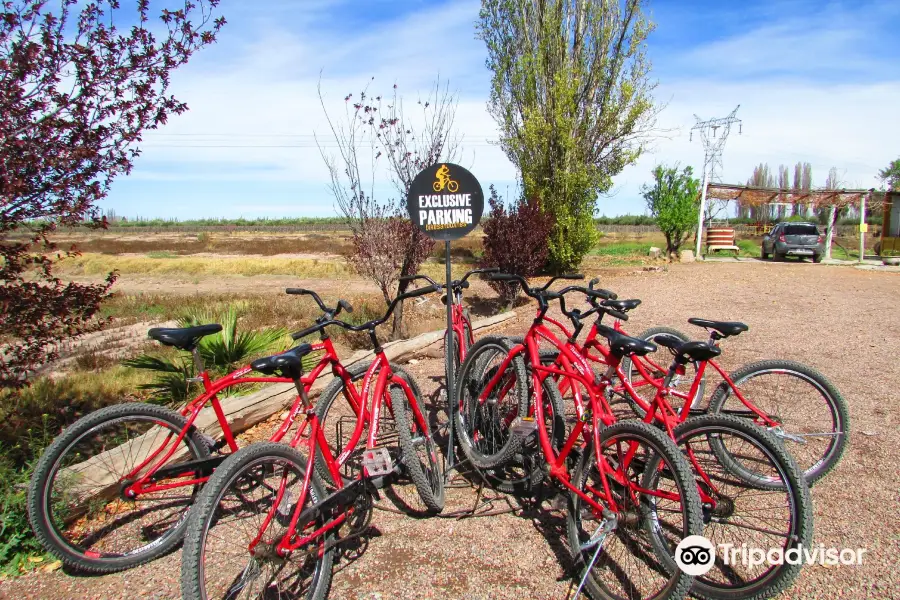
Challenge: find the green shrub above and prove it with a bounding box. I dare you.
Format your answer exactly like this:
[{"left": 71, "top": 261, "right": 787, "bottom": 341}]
[{"left": 124, "top": 304, "right": 290, "bottom": 403}]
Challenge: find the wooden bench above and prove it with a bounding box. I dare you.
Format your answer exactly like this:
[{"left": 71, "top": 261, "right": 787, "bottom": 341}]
[{"left": 706, "top": 226, "right": 740, "bottom": 255}]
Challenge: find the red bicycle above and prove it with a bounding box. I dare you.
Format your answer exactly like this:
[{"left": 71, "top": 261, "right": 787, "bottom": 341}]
[
  {"left": 454, "top": 273, "right": 704, "bottom": 600},
  {"left": 180, "top": 286, "right": 445, "bottom": 600},
  {"left": 529, "top": 285, "right": 813, "bottom": 600},
  {"left": 402, "top": 267, "right": 499, "bottom": 370},
  {"left": 573, "top": 284, "right": 849, "bottom": 486},
  {"left": 26, "top": 285, "right": 439, "bottom": 574}
]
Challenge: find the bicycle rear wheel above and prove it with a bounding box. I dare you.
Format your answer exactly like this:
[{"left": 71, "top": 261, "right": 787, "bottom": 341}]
[
  {"left": 181, "top": 442, "right": 334, "bottom": 600},
  {"left": 27, "top": 403, "right": 210, "bottom": 573},
  {"left": 650, "top": 415, "right": 813, "bottom": 600},
  {"left": 567, "top": 421, "right": 702, "bottom": 600},
  {"left": 707, "top": 359, "right": 849, "bottom": 485},
  {"left": 480, "top": 368, "right": 566, "bottom": 495}
]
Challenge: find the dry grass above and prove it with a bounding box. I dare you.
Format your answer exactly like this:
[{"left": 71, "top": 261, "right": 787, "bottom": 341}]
[
  {"left": 51, "top": 232, "right": 356, "bottom": 256},
  {"left": 58, "top": 253, "right": 352, "bottom": 278}
]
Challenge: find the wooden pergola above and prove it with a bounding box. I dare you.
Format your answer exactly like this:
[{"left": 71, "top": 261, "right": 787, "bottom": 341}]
[
  {"left": 697, "top": 183, "right": 889, "bottom": 262},
  {"left": 705, "top": 183, "right": 885, "bottom": 211}
]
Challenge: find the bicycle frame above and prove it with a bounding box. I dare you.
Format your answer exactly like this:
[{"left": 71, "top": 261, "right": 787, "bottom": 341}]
[
  {"left": 120, "top": 339, "right": 346, "bottom": 498},
  {"left": 248, "top": 348, "right": 433, "bottom": 557},
  {"left": 448, "top": 297, "right": 474, "bottom": 364},
  {"left": 543, "top": 311, "right": 776, "bottom": 507},
  {"left": 477, "top": 320, "right": 682, "bottom": 518},
  {"left": 582, "top": 319, "right": 778, "bottom": 429}
]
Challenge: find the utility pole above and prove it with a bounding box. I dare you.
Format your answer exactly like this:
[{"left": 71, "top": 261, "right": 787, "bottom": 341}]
[{"left": 691, "top": 106, "right": 742, "bottom": 259}]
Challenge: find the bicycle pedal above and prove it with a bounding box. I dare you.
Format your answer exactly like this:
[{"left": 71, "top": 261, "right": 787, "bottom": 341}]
[
  {"left": 362, "top": 447, "right": 393, "bottom": 477},
  {"left": 510, "top": 416, "right": 538, "bottom": 437}
]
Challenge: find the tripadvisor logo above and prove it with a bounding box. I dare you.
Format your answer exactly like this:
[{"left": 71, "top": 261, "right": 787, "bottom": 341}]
[
  {"left": 675, "top": 536, "right": 867, "bottom": 576},
  {"left": 406, "top": 163, "right": 484, "bottom": 241}
]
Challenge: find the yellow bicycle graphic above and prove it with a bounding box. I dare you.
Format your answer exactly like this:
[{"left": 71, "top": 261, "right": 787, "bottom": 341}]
[{"left": 433, "top": 164, "right": 459, "bottom": 192}]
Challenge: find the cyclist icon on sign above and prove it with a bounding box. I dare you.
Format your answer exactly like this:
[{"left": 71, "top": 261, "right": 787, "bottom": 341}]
[{"left": 433, "top": 164, "right": 459, "bottom": 192}]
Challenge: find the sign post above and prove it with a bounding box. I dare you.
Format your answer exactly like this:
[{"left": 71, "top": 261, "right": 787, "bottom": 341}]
[{"left": 406, "top": 163, "right": 484, "bottom": 471}]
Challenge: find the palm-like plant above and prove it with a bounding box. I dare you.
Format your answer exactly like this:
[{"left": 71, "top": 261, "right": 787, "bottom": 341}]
[
  {"left": 181, "top": 306, "right": 289, "bottom": 374},
  {"left": 124, "top": 305, "right": 292, "bottom": 404}
]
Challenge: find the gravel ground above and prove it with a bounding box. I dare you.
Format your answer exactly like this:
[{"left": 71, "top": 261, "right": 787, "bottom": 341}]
[{"left": 3, "top": 261, "right": 899, "bottom": 600}]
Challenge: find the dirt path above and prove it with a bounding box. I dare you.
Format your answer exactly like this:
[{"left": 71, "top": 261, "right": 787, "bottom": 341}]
[
  {"left": 3, "top": 262, "right": 899, "bottom": 599},
  {"left": 66, "top": 273, "right": 383, "bottom": 296}
]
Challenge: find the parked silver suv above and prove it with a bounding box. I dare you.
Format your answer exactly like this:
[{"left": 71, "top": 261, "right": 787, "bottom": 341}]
[{"left": 761, "top": 222, "right": 824, "bottom": 262}]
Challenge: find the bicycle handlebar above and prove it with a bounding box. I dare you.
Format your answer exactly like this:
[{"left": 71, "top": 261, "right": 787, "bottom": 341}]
[
  {"left": 587, "top": 277, "right": 617, "bottom": 301},
  {"left": 285, "top": 288, "right": 354, "bottom": 316},
  {"left": 555, "top": 286, "right": 629, "bottom": 322},
  {"left": 402, "top": 267, "right": 501, "bottom": 293},
  {"left": 487, "top": 272, "right": 584, "bottom": 297},
  {"left": 290, "top": 284, "right": 440, "bottom": 340},
  {"left": 399, "top": 274, "right": 440, "bottom": 288}
]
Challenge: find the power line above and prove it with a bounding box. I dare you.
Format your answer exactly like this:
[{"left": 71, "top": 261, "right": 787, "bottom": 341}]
[{"left": 690, "top": 105, "right": 742, "bottom": 258}]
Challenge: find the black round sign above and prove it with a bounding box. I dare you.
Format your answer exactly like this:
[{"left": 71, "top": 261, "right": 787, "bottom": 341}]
[{"left": 406, "top": 163, "right": 484, "bottom": 241}]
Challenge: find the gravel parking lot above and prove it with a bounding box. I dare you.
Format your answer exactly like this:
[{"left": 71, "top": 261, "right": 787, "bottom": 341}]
[{"left": 3, "top": 261, "right": 898, "bottom": 600}]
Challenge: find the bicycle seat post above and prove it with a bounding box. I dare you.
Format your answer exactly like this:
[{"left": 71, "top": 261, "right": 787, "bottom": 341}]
[{"left": 189, "top": 347, "right": 208, "bottom": 388}]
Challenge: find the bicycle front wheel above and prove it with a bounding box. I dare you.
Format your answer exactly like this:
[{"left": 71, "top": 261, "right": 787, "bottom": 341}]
[
  {"left": 654, "top": 414, "right": 813, "bottom": 600},
  {"left": 453, "top": 335, "right": 529, "bottom": 469},
  {"left": 567, "top": 421, "right": 703, "bottom": 600},
  {"left": 313, "top": 361, "right": 419, "bottom": 486},
  {"left": 392, "top": 384, "right": 445, "bottom": 512},
  {"left": 27, "top": 403, "right": 210, "bottom": 573},
  {"left": 707, "top": 359, "right": 849, "bottom": 485},
  {"left": 181, "top": 442, "right": 334, "bottom": 600}
]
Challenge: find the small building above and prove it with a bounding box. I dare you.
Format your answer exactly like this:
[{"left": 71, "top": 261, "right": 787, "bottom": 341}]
[{"left": 879, "top": 192, "right": 900, "bottom": 254}]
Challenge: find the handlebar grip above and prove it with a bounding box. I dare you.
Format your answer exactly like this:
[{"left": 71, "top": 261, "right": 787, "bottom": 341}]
[
  {"left": 285, "top": 288, "right": 310, "bottom": 295},
  {"left": 560, "top": 273, "right": 585, "bottom": 280},
  {"left": 606, "top": 308, "right": 629, "bottom": 321},
  {"left": 338, "top": 299, "right": 354, "bottom": 314},
  {"left": 291, "top": 324, "right": 321, "bottom": 340},
  {"left": 585, "top": 288, "right": 613, "bottom": 301},
  {"left": 489, "top": 273, "right": 518, "bottom": 281},
  {"left": 401, "top": 285, "right": 440, "bottom": 300}
]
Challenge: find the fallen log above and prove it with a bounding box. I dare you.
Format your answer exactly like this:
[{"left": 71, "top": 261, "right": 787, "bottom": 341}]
[{"left": 59, "top": 311, "right": 517, "bottom": 503}]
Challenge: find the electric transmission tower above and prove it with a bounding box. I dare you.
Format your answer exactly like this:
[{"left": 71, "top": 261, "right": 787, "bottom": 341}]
[{"left": 690, "top": 105, "right": 742, "bottom": 257}]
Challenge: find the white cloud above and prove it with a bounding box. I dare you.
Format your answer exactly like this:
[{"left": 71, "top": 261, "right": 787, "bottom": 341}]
[{"left": 115, "top": 0, "right": 900, "bottom": 218}]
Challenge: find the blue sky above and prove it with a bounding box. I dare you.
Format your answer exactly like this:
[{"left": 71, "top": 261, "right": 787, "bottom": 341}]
[{"left": 103, "top": 0, "right": 900, "bottom": 219}]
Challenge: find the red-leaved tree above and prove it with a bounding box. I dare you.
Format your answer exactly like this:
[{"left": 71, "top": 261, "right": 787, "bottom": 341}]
[
  {"left": 481, "top": 185, "right": 554, "bottom": 309},
  {"left": 0, "top": 0, "right": 225, "bottom": 386}
]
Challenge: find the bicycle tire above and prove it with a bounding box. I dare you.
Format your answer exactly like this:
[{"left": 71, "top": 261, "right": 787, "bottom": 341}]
[
  {"left": 707, "top": 359, "right": 849, "bottom": 486},
  {"left": 650, "top": 414, "right": 813, "bottom": 600},
  {"left": 392, "top": 385, "right": 445, "bottom": 512},
  {"left": 444, "top": 329, "right": 462, "bottom": 373},
  {"left": 313, "top": 362, "right": 420, "bottom": 486},
  {"left": 181, "top": 442, "right": 333, "bottom": 600},
  {"left": 621, "top": 326, "right": 706, "bottom": 419},
  {"left": 462, "top": 310, "right": 474, "bottom": 348},
  {"left": 453, "top": 335, "right": 529, "bottom": 469},
  {"left": 566, "top": 420, "right": 703, "bottom": 600},
  {"left": 28, "top": 402, "right": 210, "bottom": 573}
]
